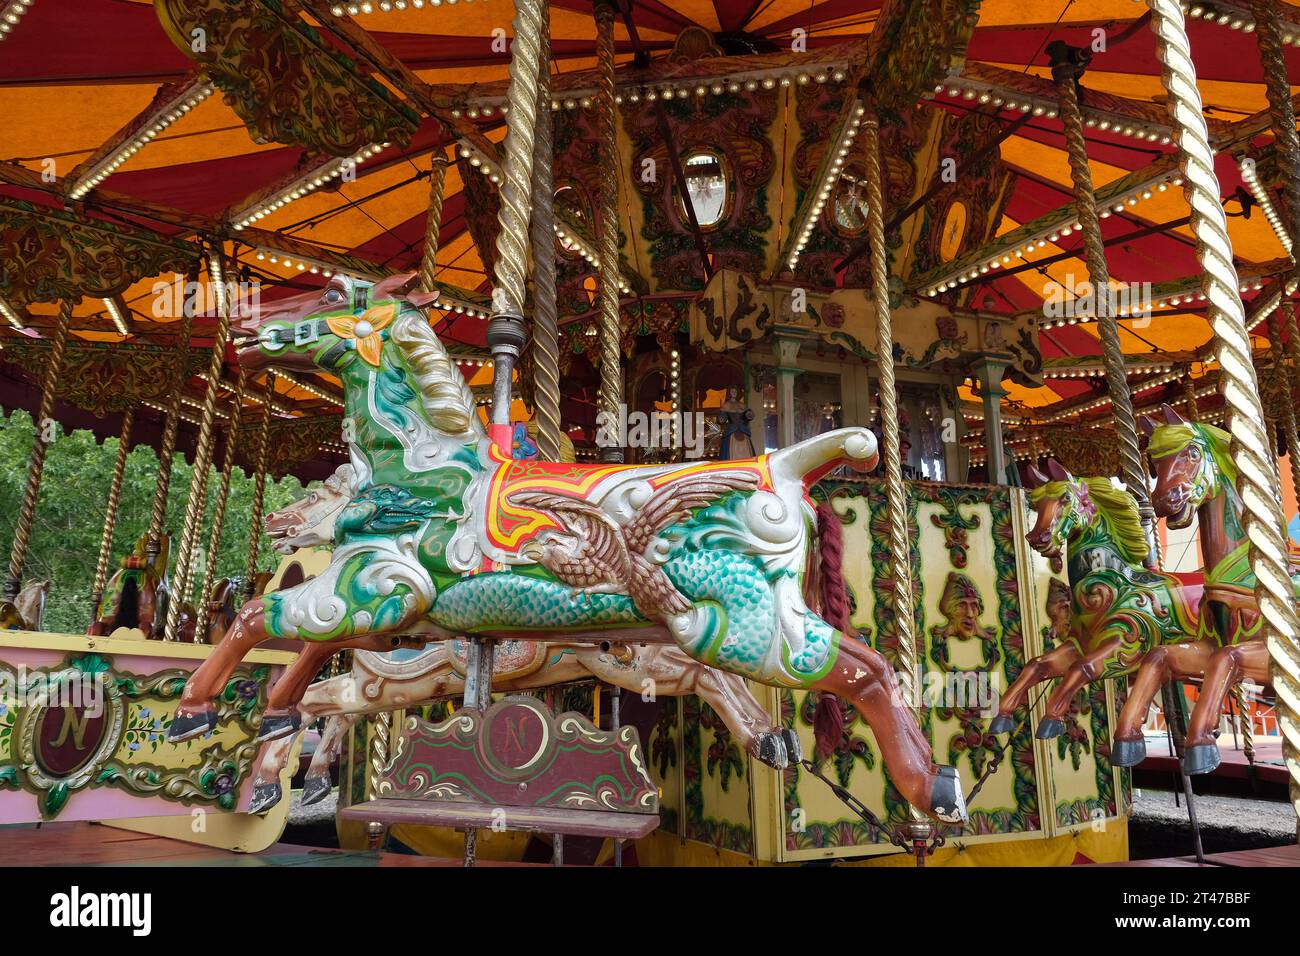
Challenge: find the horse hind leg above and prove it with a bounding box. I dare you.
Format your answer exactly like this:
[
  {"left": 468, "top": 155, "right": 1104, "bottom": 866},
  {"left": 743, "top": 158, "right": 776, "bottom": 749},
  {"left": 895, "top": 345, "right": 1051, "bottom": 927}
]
[
  {"left": 303, "top": 714, "right": 358, "bottom": 806},
  {"left": 1183, "top": 641, "right": 1260, "bottom": 775},
  {"left": 989, "top": 643, "right": 1081, "bottom": 735}
]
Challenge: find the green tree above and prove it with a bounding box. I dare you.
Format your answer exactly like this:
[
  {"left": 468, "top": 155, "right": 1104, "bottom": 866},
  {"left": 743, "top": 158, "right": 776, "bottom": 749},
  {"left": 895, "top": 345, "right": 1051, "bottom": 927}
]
[{"left": 0, "top": 409, "right": 307, "bottom": 634}]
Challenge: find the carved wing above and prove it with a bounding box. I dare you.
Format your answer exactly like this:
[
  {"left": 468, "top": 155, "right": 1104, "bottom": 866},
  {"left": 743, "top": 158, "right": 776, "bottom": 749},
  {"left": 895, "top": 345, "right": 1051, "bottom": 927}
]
[
  {"left": 623, "top": 472, "right": 761, "bottom": 554},
  {"left": 508, "top": 491, "right": 631, "bottom": 587}
]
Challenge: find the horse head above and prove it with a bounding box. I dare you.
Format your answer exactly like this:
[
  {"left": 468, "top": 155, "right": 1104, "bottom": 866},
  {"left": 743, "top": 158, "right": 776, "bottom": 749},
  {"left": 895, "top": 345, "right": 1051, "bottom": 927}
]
[
  {"left": 266, "top": 463, "right": 356, "bottom": 553},
  {"left": 1024, "top": 459, "right": 1097, "bottom": 559},
  {"left": 234, "top": 272, "right": 439, "bottom": 374},
  {"left": 1142, "top": 403, "right": 1233, "bottom": 529}
]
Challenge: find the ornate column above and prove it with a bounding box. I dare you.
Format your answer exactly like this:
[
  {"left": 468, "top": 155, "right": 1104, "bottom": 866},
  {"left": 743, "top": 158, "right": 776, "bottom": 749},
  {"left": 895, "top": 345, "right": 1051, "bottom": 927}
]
[
  {"left": 1049, "top": 42, "right": 1155, "bottom": 550},
  {"left": 970, "top": 354, "right": 1012, "bottom": 484},
  {"left": 90, "top": 408, "right": 136, "bottom": 617},
  {"left": 529, "top": 14, "right": 563, "bottom": 464},
  {"left": 594, "top": 0, "right": 624, "bottom": 463},
  {"left": 164, "top": 248, "right": 234, "bottom": 641},
  {"left": 147, "top": 264, "right": 199, "bottom": 565},
  {"left": 5, "top": 300, "right": 72, "bottom": 600},
  {"left": 1147, "top": 0, "right": 1300, "bottom": 828},
  {"left": 772, "top": 334, "right": 803, "bottom": 448}
]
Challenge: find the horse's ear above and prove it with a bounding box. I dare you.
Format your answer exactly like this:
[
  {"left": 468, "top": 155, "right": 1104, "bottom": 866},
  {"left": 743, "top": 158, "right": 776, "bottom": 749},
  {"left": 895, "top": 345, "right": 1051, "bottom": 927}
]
[
  {"left": 1138, "top": 415, "right": 1156, "bottom": 438},
  {"left": 1024, "top": 463, "right": 1049, "bottom": 488},
  {"left": 1160, "top": 402, "right": 1185, "bottom": 425},
  {"left": 371, "top": 272, "right": 422, "bottom": 304},
  {"left": 1045, "top": 458, "right": 1072, "bottom": 482},
  {"left": 407, "top": 290, "right": 440, "bottom": 309}
]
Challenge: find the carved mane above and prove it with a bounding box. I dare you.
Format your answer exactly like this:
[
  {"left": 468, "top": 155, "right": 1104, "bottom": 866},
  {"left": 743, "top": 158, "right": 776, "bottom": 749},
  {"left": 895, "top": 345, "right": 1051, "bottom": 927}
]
[
  {"left": 1030, "top": 477, "right": 1150, "bottom": 566},
  {"left": 389, "top": 307, "right": 485, "bottom": 439}
]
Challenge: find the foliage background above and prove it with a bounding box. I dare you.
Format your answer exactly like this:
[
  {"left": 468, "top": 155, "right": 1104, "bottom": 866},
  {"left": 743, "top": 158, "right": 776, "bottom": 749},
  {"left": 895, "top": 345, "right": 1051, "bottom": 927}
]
[{"left": 0, "top": 409, "right": 308, "bottom": 633}]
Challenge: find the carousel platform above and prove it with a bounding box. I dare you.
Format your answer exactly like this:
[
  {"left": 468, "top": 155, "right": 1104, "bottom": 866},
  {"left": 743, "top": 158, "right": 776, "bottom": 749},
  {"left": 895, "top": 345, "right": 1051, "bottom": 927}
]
[
  {"left": 1096, "top": 844, "right": 1299, "bottom": 868},
  {"left": 3, "top": 822, "right": 535, "bottom": 867}
]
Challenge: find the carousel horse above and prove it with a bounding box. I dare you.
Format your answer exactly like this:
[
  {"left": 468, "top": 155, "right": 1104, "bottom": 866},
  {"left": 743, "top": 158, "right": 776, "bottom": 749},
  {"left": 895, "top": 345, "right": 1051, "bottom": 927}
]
[
  {"left": 1109, "top": 407, "right": 1298, "bottom": 773},
  {"left": 87, "top": 532, "right": 196, "bottom": 640},
  {"left": 200, "top": 574, "right": 275, "bottom": 645},
  {"left": 0, "top": 580, "right": 48, "bottom": 631},
  {"left": 988, "top": 460, "right": 1202, "bottom": 740},
  {"left": 167, "top": 272, "right": 967, "bottom": 824},
  {"left": 248, "top": 464, "right": 797, "bottom": 811}
]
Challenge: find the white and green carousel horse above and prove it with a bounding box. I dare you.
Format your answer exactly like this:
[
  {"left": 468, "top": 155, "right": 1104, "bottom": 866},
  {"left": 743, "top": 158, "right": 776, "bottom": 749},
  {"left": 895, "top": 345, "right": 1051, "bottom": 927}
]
[{"left": 167, "top": 272, "right": 967, "bottom": 823}]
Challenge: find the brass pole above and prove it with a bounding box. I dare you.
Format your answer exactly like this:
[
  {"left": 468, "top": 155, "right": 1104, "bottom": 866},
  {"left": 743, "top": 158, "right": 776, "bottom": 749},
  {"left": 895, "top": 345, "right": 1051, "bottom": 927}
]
[
  {"left": 1148, "top": 0, "right": 1300, "bottom": 828},
  {"left": 417, "top": 156, "right": 449, "bottom": 297},
  {"left": 486, "top": 0, "right": 543, "bottom": 430},
  {"left": 193, "top": 364, "right": 247, "bottom": 641},
  {"left": 5, "top": 300, "right": 72, "bottom": 600},
  {"left": 1050, "top": 46, "right": 1156, "bottom": 554},
  {"left": 594, "top": 0, "right": 624, "bottom": 463},
  {"left": 243, "top": 371, "right": 276, "bottom": 602},
  {"left": 89, "top": 407, "right": 136, "bottom": 617},
  {"left": 863, "top": 112, "right": 920, "bottom": 715},
  {"left": 529, "top": 16, "right": 562, "bottom": 464},
  {"left": 1181, "top": 366, "right": 1199, "bottom": 421},
  {"left": 164, "top": 249, "right": 235, "bottom": 641},
  {"left": 147, "top": 264, "right": 199, "bottom": 564}
]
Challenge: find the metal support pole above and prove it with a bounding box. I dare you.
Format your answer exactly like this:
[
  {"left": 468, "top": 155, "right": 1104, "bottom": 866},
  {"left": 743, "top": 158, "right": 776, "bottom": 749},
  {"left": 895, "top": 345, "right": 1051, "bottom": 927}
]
[
  {"left": 1049, "top": 42, "right": 1157, "bottom": 556},
  {"left": 529, "top": 12, "right": 563, "bottom": 464},
  {"left": 147, "top": 264, "right": 199, "bottom": 565},
  {"left": 594, "top": 0, "right": 624, "bottom": 463},
  {"left": 417, "top": 156, "right": 448, "bottom": 297},
  {"left": 5, "top": 300, "right": 72, "bottom": 600},
  {"left": 90, "top": 408, "right": 135, "bottom": 618},
  {"left": 1148, "top": 0, "right": 1300, "bottom": 833},
  {"left": 164, "top": 248, "right": 234, "bottom": 641},
  {"left": 611, "top": 684, "right": 623, "bottom": 867},
  {"left": 194, "top": 365, "right": 247, "bottom": 640},
  {"left": 243, "top": 371, "right": 275, "bottom": 602}
]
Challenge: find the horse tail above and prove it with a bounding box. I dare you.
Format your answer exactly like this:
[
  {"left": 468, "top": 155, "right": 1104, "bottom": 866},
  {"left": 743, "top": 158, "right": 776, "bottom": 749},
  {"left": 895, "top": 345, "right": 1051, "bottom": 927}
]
[{"left": 813, "top": 500, "right": 853, "bottom": 761}]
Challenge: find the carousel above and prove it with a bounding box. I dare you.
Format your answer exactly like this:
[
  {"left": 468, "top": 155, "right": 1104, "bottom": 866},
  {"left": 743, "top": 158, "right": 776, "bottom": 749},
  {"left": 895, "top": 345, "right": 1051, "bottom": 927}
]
[{"left": 0, "top": 0, "right": 1297, "bottom": 870}]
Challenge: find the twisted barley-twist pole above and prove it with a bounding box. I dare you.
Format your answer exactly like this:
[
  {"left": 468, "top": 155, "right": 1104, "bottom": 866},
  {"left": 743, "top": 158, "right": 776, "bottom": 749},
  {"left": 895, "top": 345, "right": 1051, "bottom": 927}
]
[
  {"left": 5, "top": 300, "right": 72, "bottom": 600},
  {"left": 193, "top": 364, "right": 247, "bottom": 641},
  {"left": 529, "top": 18, "right": 563, "bottom": 464},
  {"left": 490, "top": 0, "right": 543, "bottom": 319},
  {"left": 147, "top": 264, "right": 199, "bottom": 561},
  {"left": 594, "top": 0, "right": 624, "bottom": 461},
  {"left": 417, "top": 156, "right": 448, "bottom": 296},
  {"left": 1268, "top": 309, "right": 1300, "bottom": 510},
  {"left": 243, "top": 371, "right": 275, "bottom": 602},
  {"left": 368, "top": 710, "right": 392, "bottom": 798},
  {"left": 863, "top": 115, "right": 919, "bottom": 713},
  {"left": 164, "top": 250, "right": 234, "bottom": 641},
  {"left": 1148, "top": 0, "right": 1300, "bottom": 827},
  {"left": 1252, "top": 0, "right": 1300, "bottom": 276},
  {"left": 1181, "top": 366, "right": 1199, "bottom": 421},
  {"left": 90, "top": 407, "right": 136, "bottom": 614},
  {"left": 1053, "top": 65, "right": 1155, "bottom": 548}
]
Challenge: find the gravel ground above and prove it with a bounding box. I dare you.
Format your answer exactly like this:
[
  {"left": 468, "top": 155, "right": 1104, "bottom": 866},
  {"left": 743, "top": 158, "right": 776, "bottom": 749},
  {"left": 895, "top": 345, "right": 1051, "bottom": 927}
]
[{"left": 1131, "top": 788, "right": 1298, "bottom": 839}]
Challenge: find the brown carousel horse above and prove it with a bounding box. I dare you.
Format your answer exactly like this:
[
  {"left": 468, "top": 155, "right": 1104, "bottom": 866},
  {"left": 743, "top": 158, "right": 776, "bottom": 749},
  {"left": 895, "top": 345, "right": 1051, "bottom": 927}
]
[
  {"left": 200, "top": 573, "right": 275, "bottom": 645},
  {"left": 1108, "top": 406, "right": 1296, "bottom": 773}
]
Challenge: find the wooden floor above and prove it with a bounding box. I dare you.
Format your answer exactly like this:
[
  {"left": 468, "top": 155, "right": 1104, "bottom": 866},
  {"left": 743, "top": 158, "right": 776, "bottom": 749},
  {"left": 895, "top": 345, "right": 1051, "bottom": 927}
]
[
  {"left": 1140, "top": 738, "right": 1288, "bottom": 787},
  {"left": 1, "top": 822, "right": 530, "bottom": 867},
  {"left": 1098, "top": 843, "right": 1299, "bottom": 867}
]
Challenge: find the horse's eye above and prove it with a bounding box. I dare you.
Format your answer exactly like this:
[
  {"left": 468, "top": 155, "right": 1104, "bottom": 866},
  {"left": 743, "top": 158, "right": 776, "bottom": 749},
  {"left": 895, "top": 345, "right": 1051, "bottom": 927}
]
[
  {"left": 1188, "top": 447, "right": 1201, "bottom": 461},
  {"left": 323, "top": 288, "right": 345, "bottom": 304}
]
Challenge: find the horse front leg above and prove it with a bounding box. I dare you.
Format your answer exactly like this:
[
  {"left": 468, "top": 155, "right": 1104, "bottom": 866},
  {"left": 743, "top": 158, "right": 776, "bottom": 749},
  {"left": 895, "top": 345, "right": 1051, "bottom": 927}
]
[
  {"left": 1111, "top": 641, "right": 1214, "bottom": 766},
  {"left": 1183, "top": 640, "right": 1267, "bottom": 774},
  {"left": 989, "top": 643, "right": 1081, "bottom": 735},
  {"left": 813, "top": 635, "right": 966, "bottom": 823},
  {"left": 170, "top": 597, "right": 277, "bottom": 740},
  {"left": 1036, "top": 636, "right": 1123, "bottom": 739}
]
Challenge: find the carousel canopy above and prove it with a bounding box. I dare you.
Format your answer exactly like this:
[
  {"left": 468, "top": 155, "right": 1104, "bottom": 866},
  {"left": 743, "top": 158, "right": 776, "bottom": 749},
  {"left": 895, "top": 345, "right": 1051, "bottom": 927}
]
[{"left": 1, "top": 0, "right": 1298, "bottom": 477}]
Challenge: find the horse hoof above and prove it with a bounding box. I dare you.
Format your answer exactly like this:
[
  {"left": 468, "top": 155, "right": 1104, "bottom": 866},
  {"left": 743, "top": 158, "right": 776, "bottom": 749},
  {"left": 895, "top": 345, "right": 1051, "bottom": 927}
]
[
  {"left": 930, "top": 765, "right": 967, "bottom": 824},
  {"left": 248, "top": 783, "right": 282, "bottom": 815},
  {"left": 257, "top": 711, "right": 301, "bottom": 742},
  {"left": 1110, "top": 737, "right": 1147, "bottom": 767},
  {"left": 302, "top": 775, "right": 333, "bottom": 806},
  {"left": 779, "top": 727, "right": 802, "bottom": 765},
  {"left": 754, "top": 731, "right": 788, "bottom": 770},
  {"left": 167, "top": 709, "right": 217, "bottom": 743},
  {"left": 1035, "top": 717, "right": 1066, "bottom": 740},
  {"left": 987, "top": 714, "right": 1015, "bottom": 736},
  {"left": 1182, "top": 743, "right": 1221, "bottom": 776}
]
